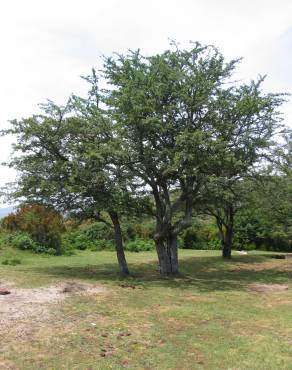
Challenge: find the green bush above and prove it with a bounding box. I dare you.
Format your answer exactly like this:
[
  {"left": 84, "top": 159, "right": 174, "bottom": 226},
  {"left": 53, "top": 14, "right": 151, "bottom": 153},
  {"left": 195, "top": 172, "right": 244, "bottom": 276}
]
[
  {"left": 124, "top": 238, "right": 155, "bottom": 252},
  {"left": 1, "top": 204, "right": 64, "bottom": 255},
  {"left": 62, "top": 230, "right": 115, "bottom": 252},
  {"left": 0, "top": 232, "right": 11, "bottom": 246},
  {"left": 60, "top": 234, "right": 77, "bottom": 254},
  {"left": 206, "top": 238, "right": 221, "bottom": 250},
  {"left": 62, "top": 221, "right": 115, "bottom": 251},
  {"left": 10, "top": 232, "right": 36, "bottom": 250},
  {"left": 83, "top": 222, "right": 114, "bottom": 241},
  {"left": 89, "top": 239, "right": 115, "bottom": 251},
  {"left": 182, "top": 228, "right": 198, "bottom": 249},
  {"left": 2, "top": 257, "right": 22, "bottom": 266},
  {"left": 7, "top": 232, "right": 62, "bottom": 254},
  {"left": 181, "top": 220, "right": 220, "bottom": 250},
  {"left": 74, "top": 234, "right": 90, "bottom": 250},
  {"left": 32, "top": 244, "right": 49, "bottom": 253},
  {"left": 124, "top": 223, "right": 153, "bottom": 241}
]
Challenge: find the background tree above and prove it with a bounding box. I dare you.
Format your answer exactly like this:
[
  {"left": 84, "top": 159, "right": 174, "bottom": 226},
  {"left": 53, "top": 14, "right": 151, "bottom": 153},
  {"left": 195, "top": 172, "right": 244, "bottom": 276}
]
[
  {"left": 198, "top": 80, "right": 285, "bottom": 258},
  {"left": 245, "top": 131, "right": 292, "bottom": 250}
]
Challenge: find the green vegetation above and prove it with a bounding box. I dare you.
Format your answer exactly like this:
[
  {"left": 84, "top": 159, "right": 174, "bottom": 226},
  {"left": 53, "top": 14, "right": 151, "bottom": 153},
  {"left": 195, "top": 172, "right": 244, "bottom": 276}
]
[
  {"left": 1, "top": 248, "right": 292, "bottom": 369},
  {"left": 2, "top": 42, "right": 290, "bottom": 276}
]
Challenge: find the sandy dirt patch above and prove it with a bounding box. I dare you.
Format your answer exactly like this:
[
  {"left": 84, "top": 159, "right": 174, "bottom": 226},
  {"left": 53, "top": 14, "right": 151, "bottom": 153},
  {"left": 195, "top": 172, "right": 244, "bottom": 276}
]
[
  {"left": 249, "top": 283, "right": 289, "bottom": 293},
  {"left": 0, "top": 280, "right": 105, "bottom": 331}
]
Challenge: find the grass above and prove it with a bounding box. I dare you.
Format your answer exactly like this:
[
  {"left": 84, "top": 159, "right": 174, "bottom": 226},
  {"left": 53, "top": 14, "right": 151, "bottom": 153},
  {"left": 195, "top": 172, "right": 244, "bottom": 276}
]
[{"left": 1, "top": 247, "right": 292, "bottom": 369}]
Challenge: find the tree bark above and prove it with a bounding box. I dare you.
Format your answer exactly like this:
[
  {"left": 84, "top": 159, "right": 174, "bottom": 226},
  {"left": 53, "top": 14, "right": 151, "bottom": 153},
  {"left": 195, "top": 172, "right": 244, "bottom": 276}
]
[
  {"left": 155, "top": 233, "right": 179, "bottom": 275},
  {"left": 155, "top": 239, "right": 172, "bottom": 275},
  {"left": 109, "top": 211, "right": 129, "bottom": 275},
  {"left": 167, "top": 234, "right": 179, "bottom": 274},
  {"left": 222, "top": 226, "right": 233, "bottom": 259},
  {"left": 222, "top": 205, "right": 234, "bottom": 259}
]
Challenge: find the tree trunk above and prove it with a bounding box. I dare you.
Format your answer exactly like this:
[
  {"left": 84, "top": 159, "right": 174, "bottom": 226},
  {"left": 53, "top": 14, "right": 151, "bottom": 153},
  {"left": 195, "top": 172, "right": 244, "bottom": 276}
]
[
  {"left": 222, "top": 227, "right": 233, "bottom": 259},
  {"left": 167, "top": 234, "right": 179, "bottom": 275},
  {"left": 109, "top": 211, "right": 129, "bottom": 275},
  {"left": 155, "top": 239, "right": 171, "bottom": 274},
  {"left": 155, "top": 234, "right": 179, "bottom": 276},
  {"left": 218, "top": 205, "right": 234, "bottom": 259}
]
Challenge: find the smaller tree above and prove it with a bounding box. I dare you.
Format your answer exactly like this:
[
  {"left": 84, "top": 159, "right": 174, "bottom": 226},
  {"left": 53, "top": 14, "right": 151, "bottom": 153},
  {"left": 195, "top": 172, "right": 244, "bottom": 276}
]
[
  {"left": 198, "top": 79, "right": 285, "bottom": 258},
  {"left": 1, "top": 75, "right": 148, "bottom": 274}
]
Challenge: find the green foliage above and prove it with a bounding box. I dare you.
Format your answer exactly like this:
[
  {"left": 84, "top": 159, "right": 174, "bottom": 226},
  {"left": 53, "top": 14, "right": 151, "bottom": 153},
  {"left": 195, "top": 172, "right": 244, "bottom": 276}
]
[
  {"left": 181, "top": 220, "right": 221, "bottom": 250},
  {"left": 75, "top": 234, "right": 92, "bottom": 250},
  {"left": 125, "top": 223, "right": 153, "bottom": 241},
  {"left": 124, "top": 238, "right": 155, "bottom": 252},
  {"left": 3, "top": 231, "right": 66, "bottom": 255},
  {"left": 62, "top": 222, "right": 115, "bottom": 251},
  {"left": 82, "top": 222, "right": 114, "bottom": 241},
  {"left": 182, "top": 228, "right": 198, "bottom": 249},
  {"left": 0, "top": 232, "right": 12, "bottom": 247},
  {"left": 2, "top": 257, "right": 22, "bottom": 266},
  {"left": 1, "top": 204, "right": 64, "bottom": 255},
  {"left": 233, "top": 170, "right": 292, "bottom": 252},
  {"left": 10, "top": 232, "right": 37, "bottom": 251},
  {"left": 1, "top": 42, "right": 288, "bottom": 270},
  {"left": 88, "top": 239, "right": 115, "bottom": 251}
]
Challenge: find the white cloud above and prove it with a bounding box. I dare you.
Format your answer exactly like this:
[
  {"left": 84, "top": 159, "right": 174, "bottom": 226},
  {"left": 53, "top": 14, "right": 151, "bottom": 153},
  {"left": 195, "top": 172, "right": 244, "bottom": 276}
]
[{"left": 0, "top": 0, "right": 291, "bottom": 205}]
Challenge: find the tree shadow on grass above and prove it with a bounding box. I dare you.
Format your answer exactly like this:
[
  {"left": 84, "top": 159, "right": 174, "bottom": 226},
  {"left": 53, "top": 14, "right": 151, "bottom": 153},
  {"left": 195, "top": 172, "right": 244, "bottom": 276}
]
[{"left": 30, "top": 253, "right": 292, "bottom": 293}]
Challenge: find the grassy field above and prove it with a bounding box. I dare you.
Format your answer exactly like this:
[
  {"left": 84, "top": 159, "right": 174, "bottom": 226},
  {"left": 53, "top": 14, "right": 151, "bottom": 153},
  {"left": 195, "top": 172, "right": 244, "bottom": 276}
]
[{"left": 1, "top": 247, "right": 292, "bottom": 370}]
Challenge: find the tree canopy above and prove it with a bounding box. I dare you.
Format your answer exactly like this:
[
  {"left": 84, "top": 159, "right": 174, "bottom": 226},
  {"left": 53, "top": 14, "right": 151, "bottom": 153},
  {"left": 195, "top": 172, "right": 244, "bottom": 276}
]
[{"left": 1, "top": 42, "right": 288, "bottom": 274}]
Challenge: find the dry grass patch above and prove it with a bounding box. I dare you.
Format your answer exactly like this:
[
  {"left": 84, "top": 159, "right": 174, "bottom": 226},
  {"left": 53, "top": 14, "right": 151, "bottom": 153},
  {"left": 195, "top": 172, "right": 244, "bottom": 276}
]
[
  {"left": 230, "top": 259, "right": 292, "bottom": 272},
  {"left": 0, "top": 280, "right": 105, "bottom": 332},
  {"left": 249, "top": 283, "right": 289, "bottom": 293}
]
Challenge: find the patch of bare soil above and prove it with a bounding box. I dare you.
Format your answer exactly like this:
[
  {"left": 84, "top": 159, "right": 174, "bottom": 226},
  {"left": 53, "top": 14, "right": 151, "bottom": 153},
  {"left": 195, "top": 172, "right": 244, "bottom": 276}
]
[
  {"left": 249, "top": 283, "right": 289, "bottom": 293},
  {"left": 231, "top": 259, "right": 292, "bottom": 272},
  {"left": 0, "top": 281, "right": 105, "bottom": 331},
  {"left": 0, "top": 359, "right": 19, "bottom": 370}
]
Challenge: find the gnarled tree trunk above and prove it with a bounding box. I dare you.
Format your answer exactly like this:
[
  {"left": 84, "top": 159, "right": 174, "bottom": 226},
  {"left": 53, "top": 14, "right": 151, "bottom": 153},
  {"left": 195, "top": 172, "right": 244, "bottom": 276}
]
[
  {"left": 155, "top": 232, "right": 179, "bottom": 275},
  {"left": 151, "top": 180, "right": 194, "bottom": 276},
  {"left": 155, "top": 239, "right": 172, "bottom": 275},
  {"left": 167, "top": 233, "right": 179, "bottom": 274},
  {"left": 222, "top": 226, "right": 233, "bottom": 259},
  {"left": 109, "top": 211, "right": 129, "bottom": 275}
]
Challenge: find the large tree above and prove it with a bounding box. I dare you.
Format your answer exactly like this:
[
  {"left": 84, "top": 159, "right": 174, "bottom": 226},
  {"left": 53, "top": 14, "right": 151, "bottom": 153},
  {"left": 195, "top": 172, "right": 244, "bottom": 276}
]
[
  {"left": 2, "top": 43, "right": 287, "bottom": 274},
  {"left": 103, "top": 43, "right": 238, "bottom": 274}
]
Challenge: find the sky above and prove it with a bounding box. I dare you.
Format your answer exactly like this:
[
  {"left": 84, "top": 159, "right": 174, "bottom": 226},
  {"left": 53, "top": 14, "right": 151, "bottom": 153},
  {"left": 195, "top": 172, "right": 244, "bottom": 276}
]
[{"left": 0, "top": 0, "right": 292, "bottom": 207}]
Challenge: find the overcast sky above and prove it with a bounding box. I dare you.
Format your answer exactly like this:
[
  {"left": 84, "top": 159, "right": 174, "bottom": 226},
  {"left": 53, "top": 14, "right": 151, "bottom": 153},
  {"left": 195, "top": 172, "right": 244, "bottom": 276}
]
[{"left": 0, "top": 0, "right": 291, "bottom": 207}]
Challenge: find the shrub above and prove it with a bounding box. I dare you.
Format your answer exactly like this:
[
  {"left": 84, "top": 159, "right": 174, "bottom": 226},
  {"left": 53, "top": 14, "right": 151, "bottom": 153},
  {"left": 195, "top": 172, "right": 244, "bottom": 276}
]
[
  {"left": 10, "top": 232, "right": 36, "bottom": 250},
  {"left": 181, "top": 220, "right": 220, "bottom": 250},
  {"left": 62, "top": 221, "right": 115, "bottom": 251},
  {"left": 206, "top": 238, "right": 221, "bottom": 250},
  {"left": 124, "top": 223, "right": 153, "bottom": 241},
  {"left": 74, "top": 234, "right": 90, "bottom": 250},
  {"left": 89, "top": 239, "right": 115, "bottom": 251},
  {"left": 2, "top": 258, "right": 22, "bottom": 266},
  {"left": 0, "top": 232, "right": 12, "bottom": 247},
  {"left": 182, "top": 228, "right": 198, "bottom": 249},
  {"left": 124, "top": 238, "right": 155, "bottom": 252},
  {"left": 1, "top": 204, "right": 64, "bottom": 254},
  {"left": 83, "top": 222, "right": 114, "bottom": 241}
]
